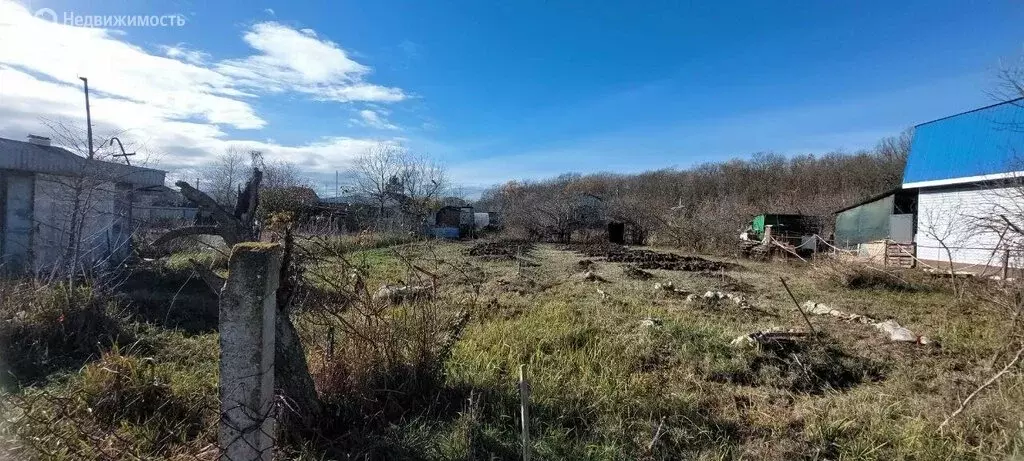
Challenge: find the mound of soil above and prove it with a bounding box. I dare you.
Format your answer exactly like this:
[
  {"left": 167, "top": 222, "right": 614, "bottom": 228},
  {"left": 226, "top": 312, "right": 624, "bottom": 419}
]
[
  {"left": 623, "top": 265, "right": 654, "bottom": 280},
  {"left": 564, "top": 243, "right": 736, "bottom": 272},
  {"left": 467, "top": 241, "right": 534, "bottom": 260},
  {"left": 710, "top": 337, "right": 885, "bottom": 394}
]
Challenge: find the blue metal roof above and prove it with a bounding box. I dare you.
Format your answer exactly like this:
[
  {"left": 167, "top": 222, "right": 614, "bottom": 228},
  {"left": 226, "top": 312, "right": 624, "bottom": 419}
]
[{"left": 903, "top": 99, "right": 1024, "bottom": 186}]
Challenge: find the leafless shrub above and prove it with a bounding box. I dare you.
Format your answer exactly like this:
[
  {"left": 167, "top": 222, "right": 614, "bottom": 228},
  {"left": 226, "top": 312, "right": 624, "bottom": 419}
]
[
  {"left": 812, "top": 257, "right": 922, "bottom": 292},
  {"left": 294, "top": 236, "right": 476, "bottom": 437}
]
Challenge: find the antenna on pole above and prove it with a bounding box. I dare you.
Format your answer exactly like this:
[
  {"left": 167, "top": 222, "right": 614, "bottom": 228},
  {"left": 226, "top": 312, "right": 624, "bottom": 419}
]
[
  {"left": 79, "top": 76, "right": 94, "bottom": 159},
  {"left": 108, "top": 137, "right": 136, "bottom": 165}
]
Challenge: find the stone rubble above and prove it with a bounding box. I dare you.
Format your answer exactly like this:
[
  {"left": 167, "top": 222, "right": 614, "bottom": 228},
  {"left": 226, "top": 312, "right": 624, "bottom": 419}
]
[{"left": 800, "top": 301, "right": 931, "bottom": 344}]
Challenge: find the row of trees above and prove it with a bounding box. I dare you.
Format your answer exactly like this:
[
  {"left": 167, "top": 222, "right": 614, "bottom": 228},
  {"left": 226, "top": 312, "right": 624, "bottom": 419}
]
[
  {"left": 190, "top": 130, "right": 907, "bottom": 249},
  {"left": 192, "top": 144, "right": 451, "bottom": 232},
  {"left": 476, "top": 131, "right": 912, "bottom": 252}
]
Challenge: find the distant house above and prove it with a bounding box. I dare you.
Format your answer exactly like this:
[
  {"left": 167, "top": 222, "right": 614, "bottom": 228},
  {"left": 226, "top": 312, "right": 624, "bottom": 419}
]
[
  {"left": 0, "top": 135, "right": 169, "bottom": 274},
  {"left": 900, "top": 99, "right": 1024, "bottom": 270},
  {"left": 433, "top": 205, "right": 473, "bottom": 239}
]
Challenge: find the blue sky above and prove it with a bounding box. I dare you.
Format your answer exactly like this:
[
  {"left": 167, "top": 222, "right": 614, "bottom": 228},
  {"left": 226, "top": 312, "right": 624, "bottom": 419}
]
[{"left": 1, "top": 0, "right": 1023, "bottom": 194}]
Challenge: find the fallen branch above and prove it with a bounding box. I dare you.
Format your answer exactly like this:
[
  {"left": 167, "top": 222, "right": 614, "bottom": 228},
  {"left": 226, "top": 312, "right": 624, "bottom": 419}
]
[
  {"left": 940, "top": 341, "right": 1024, "bottom": 432},
  {"left": 152, "top": 225, "right": 220, "bottom": 247},
  {"left": 188, "top": 258, "right": 226, "bottom": 296}
]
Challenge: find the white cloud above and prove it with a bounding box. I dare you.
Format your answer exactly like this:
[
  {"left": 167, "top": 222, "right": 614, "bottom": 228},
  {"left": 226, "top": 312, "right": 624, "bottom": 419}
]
[
  {"left": 159, "top": 44, "right": 210, "bottom": 65},
  {"left": 216, "top": 22, "right": 406, "bottom": 103},
  {"left": 264, "top": 8, "right": 276, "bottom": 16},
  {"left": 352, "top": 109, "right": 399, "bottom": 130},
  {"left": 0, "top": 1, "right": 405, "bottom": 177}
]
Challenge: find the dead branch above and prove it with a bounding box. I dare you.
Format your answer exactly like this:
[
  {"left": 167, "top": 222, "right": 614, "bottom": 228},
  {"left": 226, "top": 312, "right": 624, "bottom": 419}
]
[
  {"left": 188, "top": 258, "right": 226, "bottom": 295},
  {"left": 176, "top": 180, "right": 235, "bottom": 227},
  {"left": 159, "top": 168, "right": 261, "bottom": 247},
  {"left": 152, "top": 225, "right": 221, "bottom": 247},
  {"left": 940, "top": 341, "right": 1024, "bottom": 432}
]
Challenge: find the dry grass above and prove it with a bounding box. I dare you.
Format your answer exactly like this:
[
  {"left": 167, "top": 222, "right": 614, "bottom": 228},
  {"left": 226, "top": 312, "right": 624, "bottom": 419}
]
[{"left": 3, "top": 239, "right": 1023, "bottom": 460}]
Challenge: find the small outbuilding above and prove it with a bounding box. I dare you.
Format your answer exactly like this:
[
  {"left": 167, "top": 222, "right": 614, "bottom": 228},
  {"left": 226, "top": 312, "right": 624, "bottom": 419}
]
[
  {"left": 433, "top": 205, "right": 474, "bottom": 239},
  {"left": 0, "top": 135, "right": 168, "bottom": 274},
  {"left": 834, "top": 188, "right": 918, "bottom": 248}
]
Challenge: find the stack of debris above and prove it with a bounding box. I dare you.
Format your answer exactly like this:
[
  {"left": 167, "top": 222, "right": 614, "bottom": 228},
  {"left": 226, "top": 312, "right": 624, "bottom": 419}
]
[
  {"left": 573, "top": 270, "right": 609, "bottom": 283},
  {"left": 654, "top": 281, "right": 689, "bottom": 296},
  {"left": 374, "top": 284, "right": 433, "bottom": 303}
]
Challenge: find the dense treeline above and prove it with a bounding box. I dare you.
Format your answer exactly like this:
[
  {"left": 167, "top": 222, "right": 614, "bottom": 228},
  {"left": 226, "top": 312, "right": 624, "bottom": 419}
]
[{"left": 477, "top": 131, "right": 910, "bottom": 252}]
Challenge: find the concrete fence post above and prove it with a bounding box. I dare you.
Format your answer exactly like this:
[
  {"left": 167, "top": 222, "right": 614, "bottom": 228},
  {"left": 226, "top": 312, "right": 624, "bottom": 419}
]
[{"left": 219, "top": 243, "right": 282, "bottom": 461}]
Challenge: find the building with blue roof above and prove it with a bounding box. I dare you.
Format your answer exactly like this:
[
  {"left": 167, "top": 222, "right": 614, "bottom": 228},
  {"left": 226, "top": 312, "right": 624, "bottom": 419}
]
[
  {"left": 903, "top": 99, "right": 1024, "bottom": 188},
  {"left": 901, "top": 99, "right": 1024, "bottom": 270}
]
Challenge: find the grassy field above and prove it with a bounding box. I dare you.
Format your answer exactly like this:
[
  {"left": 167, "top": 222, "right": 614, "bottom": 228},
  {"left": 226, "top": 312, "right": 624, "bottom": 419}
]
[{"left": 2, "top": 238, "right": 1023, "bottom": 460}]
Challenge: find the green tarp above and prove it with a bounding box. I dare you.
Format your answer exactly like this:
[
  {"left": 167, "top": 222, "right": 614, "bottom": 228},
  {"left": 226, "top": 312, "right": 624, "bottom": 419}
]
[{"left": 835, "top": 195, "right": 893, "bottom": 248}]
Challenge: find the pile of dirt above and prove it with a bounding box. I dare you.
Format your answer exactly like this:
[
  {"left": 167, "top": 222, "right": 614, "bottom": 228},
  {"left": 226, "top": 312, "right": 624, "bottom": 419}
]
[
  {"left": 711, "top": 335, "right": 885, "bottom": 394},
  {"left": 466, "top": 241, "right": 534, "bottom": 260},
  {"left": 564, "top": 243, "right": 736, "bottom": 272},
  {"left": 623, "top": 265, "right": 654, "bottom": 280}
]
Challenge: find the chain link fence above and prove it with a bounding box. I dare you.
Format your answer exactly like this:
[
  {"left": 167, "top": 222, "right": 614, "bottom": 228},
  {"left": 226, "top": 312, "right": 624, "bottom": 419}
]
[{"left": 1, "top": 376, "right": 280, "bottom": 460}]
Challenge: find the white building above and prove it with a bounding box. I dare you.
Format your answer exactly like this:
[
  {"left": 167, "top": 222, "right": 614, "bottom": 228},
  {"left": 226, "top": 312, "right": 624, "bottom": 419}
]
[
  {"left": 0, "top": 135, "right": 168, "bottom": 274},
  {"left": 902, "top": 100, "right": 1024, "bottom": 270}
]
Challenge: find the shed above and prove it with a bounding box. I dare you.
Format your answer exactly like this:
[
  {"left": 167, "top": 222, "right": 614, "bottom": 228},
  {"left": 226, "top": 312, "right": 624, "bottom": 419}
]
[
  {"left": 834, "top": 188, "right": 918, "bottom": 248},
  {"left": 0, "top": 135, "right": 169, "bottom": 274},
  {"left": 434, "top": 205, "right": 474, "bottom": 239}
]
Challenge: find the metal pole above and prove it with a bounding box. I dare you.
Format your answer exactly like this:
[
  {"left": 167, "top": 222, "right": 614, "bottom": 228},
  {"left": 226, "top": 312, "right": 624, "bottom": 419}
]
[
  {"left": 780, "top": 277, "right": 816, "bottom": 334},
  {"left": 79, "top": 77, "right": 94, "bottom": 159},
  {"left": 518, "top": 365, "right": 531, "bottom": 461}
]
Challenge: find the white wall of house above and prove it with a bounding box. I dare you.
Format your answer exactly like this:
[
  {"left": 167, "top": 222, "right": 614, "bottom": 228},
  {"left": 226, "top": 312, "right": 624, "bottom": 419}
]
[
  {"left": 31, "top": 173, "right": 119, "bottom": 273},
  {"left": 915, "top": 184, "right": 1024, "bottom": 268}
]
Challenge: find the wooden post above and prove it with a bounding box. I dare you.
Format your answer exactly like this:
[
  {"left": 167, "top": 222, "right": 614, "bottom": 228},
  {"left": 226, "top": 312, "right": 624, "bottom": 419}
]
[
  {"left": 519, "top": 365, "right": 531, "bottom": 461},
  {"left": 1003, "top": 249, "right": 1010, "bottom": 280},
  {"left": 517, "top": 245, "right": 523, "bottom": 278}
]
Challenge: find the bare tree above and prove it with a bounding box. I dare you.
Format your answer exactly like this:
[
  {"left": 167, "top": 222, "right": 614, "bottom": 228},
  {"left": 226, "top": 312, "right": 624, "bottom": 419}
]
[
  {"left": 351, "top": 142, "right": 448, "bottom": 232},
  {"left": 198, "top": 148, "right": 249, "bottom": 207},
  {"left": 353, "top": 143, "right": 403, "bottom": 228},
  {"left": 33, "top": 120, "right": 151, "bottom": 283},
  {"left": 262, "top": 159, "right": 308, "bottom": 190},
  {"left": 917, "top": 203, "right": 972, "bottom": 297}
]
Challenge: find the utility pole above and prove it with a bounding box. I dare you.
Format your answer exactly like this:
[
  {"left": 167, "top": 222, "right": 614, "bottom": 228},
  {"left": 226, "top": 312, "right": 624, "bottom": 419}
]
[
  {"left": 80, "top": 76, "right": 94, "bottom": 159},
  {"left": 335, "top": 170, "right": 339, "bottom": 199}
]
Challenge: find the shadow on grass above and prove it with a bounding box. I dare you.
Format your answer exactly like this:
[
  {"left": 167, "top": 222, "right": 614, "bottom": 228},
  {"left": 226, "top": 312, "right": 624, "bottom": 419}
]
[
  {"left": 708, "top": 336, "right": 887, "bottom": 394},
  {"left": 117, "top": 264, "right": 219, "bottom": 334},
  {"left": 0, "top": 283, "right": 135, "bottom": 391}
]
